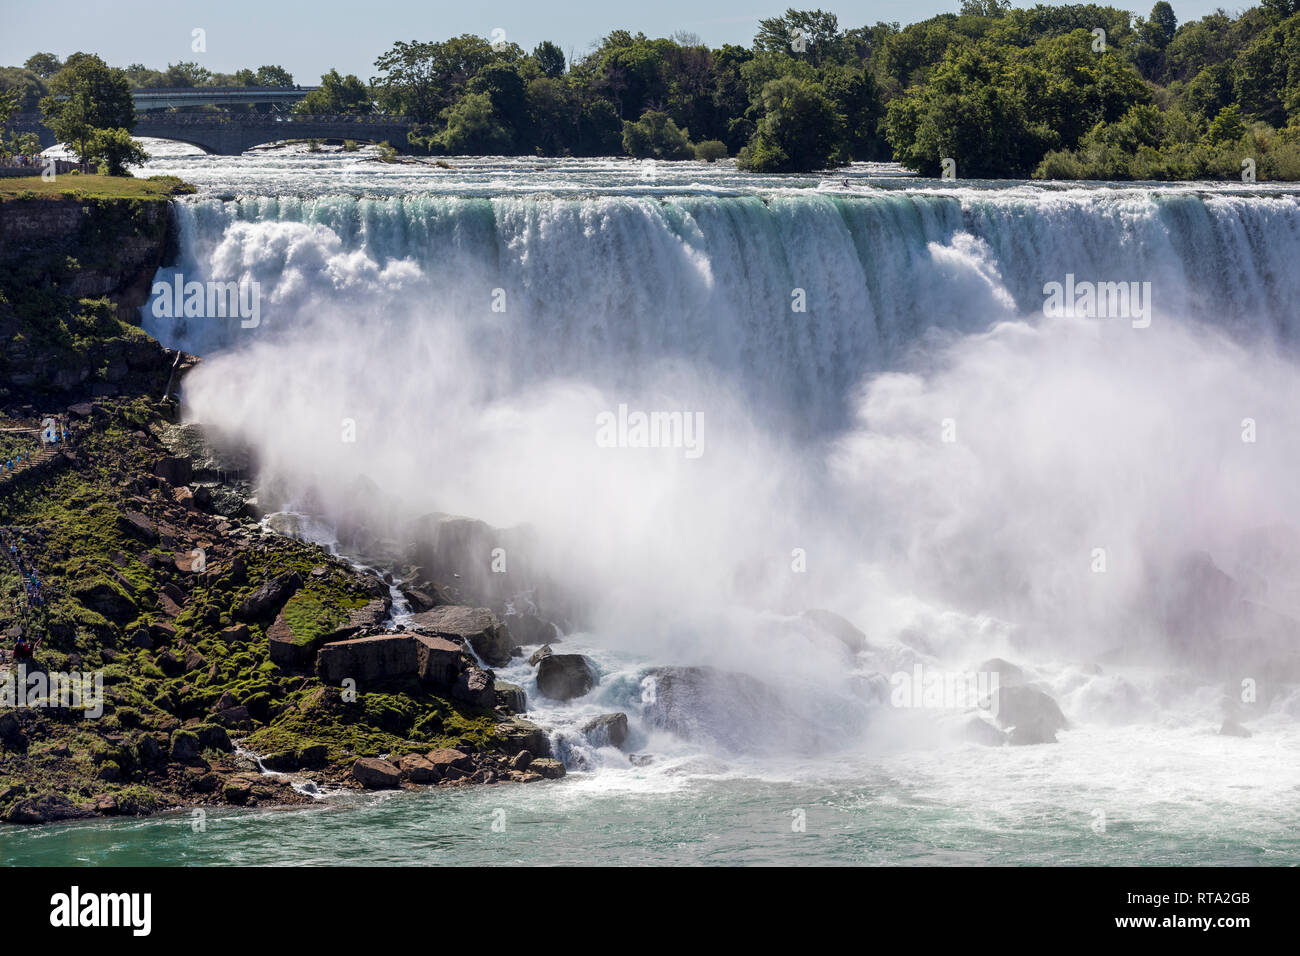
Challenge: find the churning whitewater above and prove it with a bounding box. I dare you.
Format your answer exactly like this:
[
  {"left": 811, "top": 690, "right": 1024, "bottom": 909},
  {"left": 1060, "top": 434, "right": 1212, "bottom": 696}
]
[{"left": 9, "top": 144, "right": 1298, "bottom": 866}]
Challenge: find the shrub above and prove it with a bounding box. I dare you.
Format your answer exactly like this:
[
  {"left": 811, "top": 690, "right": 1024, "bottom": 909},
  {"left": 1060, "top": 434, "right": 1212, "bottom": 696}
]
[{"left": 694, "top": 139, "right": 728, "bottom": 162}]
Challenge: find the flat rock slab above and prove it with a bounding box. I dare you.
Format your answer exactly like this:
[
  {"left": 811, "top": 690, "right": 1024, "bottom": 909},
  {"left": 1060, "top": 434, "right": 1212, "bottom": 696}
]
[
  {"left": 317, "top": 634, "right": 417, "bottom": 685},
  {"left": 409, "top": 605, "right": 515, "bottom": 667},
  {"left": 353, "top": 757, "right": 401, "bottom": 789}
]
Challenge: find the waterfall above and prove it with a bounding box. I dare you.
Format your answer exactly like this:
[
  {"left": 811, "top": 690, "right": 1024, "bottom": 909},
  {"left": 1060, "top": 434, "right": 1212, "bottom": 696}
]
[{"left": 144, "top": 186, "right": 1300, "bottom": 686}]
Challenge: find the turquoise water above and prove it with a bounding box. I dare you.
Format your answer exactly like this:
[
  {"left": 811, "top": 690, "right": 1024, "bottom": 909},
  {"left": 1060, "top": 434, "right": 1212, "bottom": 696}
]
[
  {"left": 5, "top": 728, "right": 1298, "bottom": 866},
  {"left": 9, "top": 144, "right": 1298, "bottom": 867}
]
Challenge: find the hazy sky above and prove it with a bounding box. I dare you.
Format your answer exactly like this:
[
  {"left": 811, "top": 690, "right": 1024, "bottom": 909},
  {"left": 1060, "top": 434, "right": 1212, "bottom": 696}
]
[{"left": 1, "top": 1, "right": 1248, "bottom": 83}]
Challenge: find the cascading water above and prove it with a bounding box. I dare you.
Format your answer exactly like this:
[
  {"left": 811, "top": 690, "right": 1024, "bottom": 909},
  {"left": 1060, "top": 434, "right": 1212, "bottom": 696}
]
[{"left": 9, "top": 144, "right": 1284, "bottom": 865}]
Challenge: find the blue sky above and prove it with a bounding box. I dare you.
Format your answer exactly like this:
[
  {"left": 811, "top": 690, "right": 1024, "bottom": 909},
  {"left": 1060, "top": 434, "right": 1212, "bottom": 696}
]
[{"left": 1, "top": 1, "right": 1249, "bottom": 83}]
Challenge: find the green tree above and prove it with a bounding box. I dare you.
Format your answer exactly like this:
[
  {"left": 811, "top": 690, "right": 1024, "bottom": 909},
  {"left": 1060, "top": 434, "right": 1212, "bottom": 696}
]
[
  {"left": 1261, "top": 0, "right": 1300, "bottom": 19},
  {"left": 467, "top": 62, "right": 529, "bottom": 149},
  {"left": 40, "top": 53, "right": 135, "bottom": 165},
  {"left": 960, "top": 1, "right": 1011, "bottom": 16},
  {"left": 0, "top": 88, "right": 18, "bottom": 126},
  {"left": 1145, "top": 2, "right": 1178, "bottom": 48},
  {"left": 884, "top": 41, "right": 1056, "bottom": 177},
  {"left": 254, "top": 65, "right": 295, "bottom": 87},
  {"left": 822, "top": 65, "right": 887, "bottom": 160},
  {"left": 1205, "top": 103, "right": 1246, "bottom": 144},
  {"left": 23, "top": 53, "right": 63, "bottom": 79},
  {"left": 85, "top": 127, "right": 148, "bottom": 175},
  {"left": 159, "top": 62, "right": 212, "bottom": 87},
  {"left": 296, "top": 70, "right": 371, "bottom": 113},
  {"left": 0, "top": 67, "right": 48, "bottom": 111},
  {"left": 533, "top": 41, "right": 566, "bottom": 78},
  {"left": 372, "top": 35, "right": 508, "bottom": 123},
  {"left": 754, "top": 9, "right": 848, "bottom": 65},
  {"left": 435, "top": 92, "right": 512, "bottom": 154},
  {"left": 737, "top": 75, "right": 844, "bottom": 172},
  {"left": 694, "top": 139, "right": 728, "bottom": 161},
  {"left": 622, "top": 109, "right": 694, "bottom": 159}
]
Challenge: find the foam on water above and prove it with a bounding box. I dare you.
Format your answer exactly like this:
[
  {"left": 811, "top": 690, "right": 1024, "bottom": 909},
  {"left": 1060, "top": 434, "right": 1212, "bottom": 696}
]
[{"left": 17, "top": 145, "right": 1292, "bottom": 863}]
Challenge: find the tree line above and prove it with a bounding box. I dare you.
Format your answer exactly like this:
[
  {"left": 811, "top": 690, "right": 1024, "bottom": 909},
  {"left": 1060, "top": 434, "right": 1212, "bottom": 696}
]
[{"left": 6, "top": 4, "right": 1300, "bottom": 178}]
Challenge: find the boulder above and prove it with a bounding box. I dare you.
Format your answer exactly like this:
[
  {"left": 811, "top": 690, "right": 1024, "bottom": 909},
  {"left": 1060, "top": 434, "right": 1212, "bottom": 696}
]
[
  {"left": 962, "top": 715, "right": 1008, "bottom": 747},
  {"left": 579, "top": 712, "right": 628, "bottom": 750},
  {"left": 154, "top": 456, "right": 192, "bottom": 486},
  {"left": 298, "top": 744, "right": 329, "bottom": 768},
  {"left": 352, "top": 757, "right": 402, "bottom": 789},
  {"left": 267, "top": 609, "right": 312, "bottom": 668},
  {"left": 424, "top": 748, "right": 473, "bottom": 773},
  {"left": 219, "top": 623, "right": 251, "bottom": 643},
  {"left": 261, "top": 751, "right": 299, "bottom": 772},
  {"left": 978, "top": 658, "right": 1026, "bottom": 687},
  {"left": 801, "top": 609, "right": 867, "bottom": 654},
  {"left": 181, "top": 646, "right": 206, "bottom": 672},
  {"left": 986, "top": 685, "right": 1068, "bottom": 745},
  {"left": 170, "top": 730, "right": 201, "bottom": 762},
  {"left": 399, "top": 753, "right": 439, "bottom": 782},
  {"left": 1219, "top": 718, "right": 1252, "bottom": 738},
  {"left": 536, "top": 654, "right": 597, "bottom": 701},
  {"left": 510, "top": 750, "right": 533, "bottom": 771},
  {"left": 408, "top": 513, "right": 534, "bottom": 605},
  {"left": 156, "top": 650, "right": 184, "bottom": 677},
  {"left": 401, "top": 587, "right": 443, "bottom": 612},
  {"left": 497, "top": 718, "right": 550, "bottom": 757},
  {"left": 409, "top": 606, "right": 515, "bottom": 667},
  {"left": 0, "top": 712, "right": 27, "bottom": 750},
  {"left": 212, "top": 705, "right": 251, "bottom": 729},
  {"left": 194, "top": 724, "right": 232, "bottom": 752},
  {"left": 222, "top": 778, "right": 253, "bottom": 804},
  {"left": 72, "top": 579, "right": 137, "bottom": 623},
  {"left": 413, "top": 634, "right": 463, "bottom": 690},
  {"left": 528, "top": 758, "right": 566, "bottom": 779},
  {"left": 4, "top": 793, "right": 95, "bottom": 824},
  {"left": 136, "top": 734, "right": 165, "bottom": 764},
  {"left": 641, "top": 666, "right": 824, "bottom": 755},
  {"left": 116, "top": 511, "right": 157, "bottom": 543},
  {"left": 348, "top": 598, "right": 390, "bottom": 630},
  {"left": 316, "top": 634, "right": 417, "bottom": 685},
  {"left": 528, "top": 644, "right": 554, "bottom": 666},
  {"left": 236, "top": 572, "right": 302, "bottom": 621},
  {"left": 504, "top": 613, "right": 557, "bottom": 646},
  {"left": 452, "top": 666, "right": 496, "bottom": 709},
  {"left": 494, "top": 680, "right": 527, "bottom": 713}
]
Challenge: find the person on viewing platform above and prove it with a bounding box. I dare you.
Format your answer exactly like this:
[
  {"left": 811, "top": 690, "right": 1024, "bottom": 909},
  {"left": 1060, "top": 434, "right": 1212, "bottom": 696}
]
[{"left": 13, "top": 633, "right": 42, "bottom": 662}]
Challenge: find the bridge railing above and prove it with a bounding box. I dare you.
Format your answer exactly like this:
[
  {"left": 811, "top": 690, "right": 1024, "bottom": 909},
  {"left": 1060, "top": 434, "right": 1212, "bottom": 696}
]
[
  {"left": 7, "top": 112, "right": 412, "bottom": 130},
  {"left": 132, "top": 113, "right": 412, "bottom": 127}
]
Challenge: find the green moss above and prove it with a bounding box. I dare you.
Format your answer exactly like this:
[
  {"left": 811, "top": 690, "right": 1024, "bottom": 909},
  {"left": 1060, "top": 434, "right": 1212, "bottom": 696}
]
[
  {"left": 281, "top": 591, "right": 349, "bottom": 646},
  {"left": 244, "top": 684, "right": 501, "bottom": 766},
  {"left": 0, "top": 399, "right": 517, "bottom": 815}
]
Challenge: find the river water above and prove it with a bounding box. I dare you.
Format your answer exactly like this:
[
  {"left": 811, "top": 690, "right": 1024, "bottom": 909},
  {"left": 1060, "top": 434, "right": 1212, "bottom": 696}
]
[{"left": 5, "top": 141, "right": 1300, "bottom": 865}]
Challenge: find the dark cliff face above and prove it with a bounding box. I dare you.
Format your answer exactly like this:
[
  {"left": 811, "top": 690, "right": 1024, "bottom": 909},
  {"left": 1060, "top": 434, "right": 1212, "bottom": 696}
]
[{"left": 0, "top": 196, "right": 181, "bottom": 404}]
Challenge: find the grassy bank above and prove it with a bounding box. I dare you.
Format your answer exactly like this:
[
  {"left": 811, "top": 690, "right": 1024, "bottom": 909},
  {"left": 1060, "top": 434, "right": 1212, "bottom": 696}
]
[{"left": 0, "top": 173, "right": 194, "bottom": 203}]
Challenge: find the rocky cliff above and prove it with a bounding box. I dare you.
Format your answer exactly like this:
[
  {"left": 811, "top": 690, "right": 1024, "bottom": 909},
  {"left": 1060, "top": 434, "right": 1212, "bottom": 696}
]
[{"left": 0, "top": 189, "right": 181, "bottom": 403}]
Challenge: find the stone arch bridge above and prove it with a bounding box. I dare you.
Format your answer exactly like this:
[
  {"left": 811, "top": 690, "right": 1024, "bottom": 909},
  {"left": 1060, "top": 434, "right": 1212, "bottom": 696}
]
[{"left": 6, "top": 112, "right": 415, "bottom": 156}]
